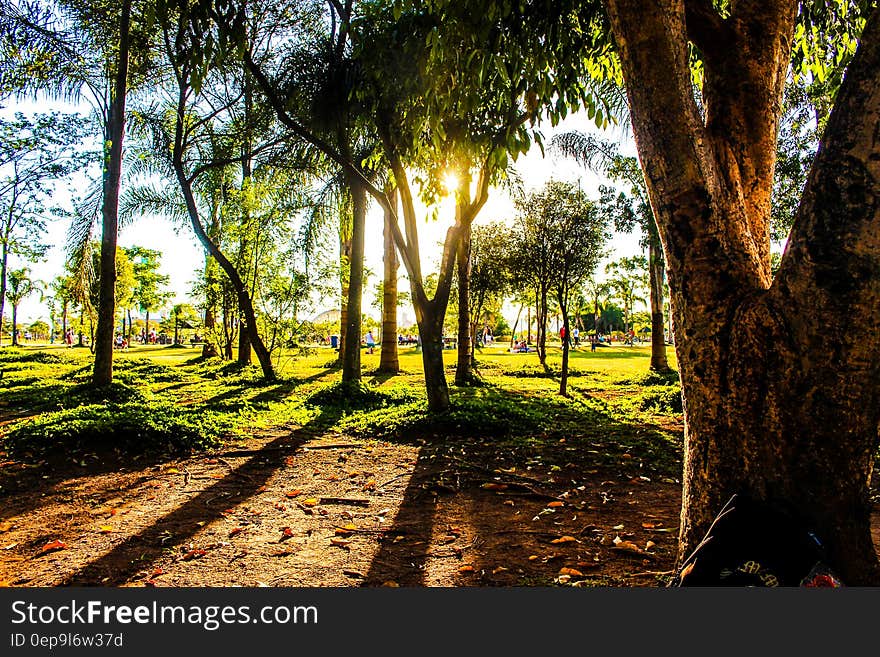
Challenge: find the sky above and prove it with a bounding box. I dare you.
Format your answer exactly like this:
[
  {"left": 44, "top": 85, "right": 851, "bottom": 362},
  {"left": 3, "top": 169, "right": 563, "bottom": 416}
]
[{"left": 5, "top": 101, "right": 644, "bottom": 329}]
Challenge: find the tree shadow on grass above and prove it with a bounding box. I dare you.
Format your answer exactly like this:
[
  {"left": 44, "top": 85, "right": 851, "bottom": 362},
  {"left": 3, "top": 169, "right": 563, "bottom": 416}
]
[{"left": 61, "top": 407, "right": 343, "bottom": 586}]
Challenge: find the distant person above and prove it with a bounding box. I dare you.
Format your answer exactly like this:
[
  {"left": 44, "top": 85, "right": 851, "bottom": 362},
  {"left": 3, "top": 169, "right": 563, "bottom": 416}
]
[
  {"left": 365, "top": 330, "right": 376, "bottom": 354},
  {"left": 572, "top": 326, "right": 580, "bottom": 347}
]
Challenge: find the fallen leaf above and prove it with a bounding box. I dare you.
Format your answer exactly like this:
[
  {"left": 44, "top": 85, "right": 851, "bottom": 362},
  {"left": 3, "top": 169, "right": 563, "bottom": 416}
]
[
  {"left": 645, "top": 540, "right": 656, "bottom": 551},
  {"left": 274, "top": 502, "right": 287, "bottom": 511},
  {"left": 166, "top": 468, "right": 180, "bottom": 474},
  {"left": 330, "top": 538, "right": 351, "bottom": 548},
  {"left": 327, "top": 475, "right": 339, "bottom": 482},
  {"left": 547, "top": 501, "right": 565, "bottom": 508},
  {"left": 382, "top": 581, "right": 399, "bottom": 587},
  {"left": 285, "top": 456, "right": 296, "bottom": 466},
  {"left": 144, "top": 579, "right": 157, "bottom": 587},
  {"left": 559, "top": 567, "right": 584, "bottom": 577},
  {"left": 301, "top": 498, "right": 319, "bottom": 507},
  {"left": 458, "top": 565, "right": 475, "bottom": 573},
  {"left": 229, "top": 527, "right": 245, "bottom": 537},
  {"left": 209, "top": 474, "right": 224, "bottom": 480},
  {"left": 0, "top": 521, "right": 13, "bottom": 533},
  {"left": 38, "top": 539, "right": 67, "bottom": 555},
  {"left": 492, "top": 566, "right": 509, "bottom": 575},
  {"left": 257, "top": 486, "right": 268, "bottom": 493},
  {"left": 181, "top": 549, "right": 207, "bottom": 561},
  {"left": 98, "top": 526, "right": 113, "bottom": 534},
  {"left": 641, "top": 521, "right": 661, "bottom": 529},
  {"left": 556, "top": 574, "right": 571, "bottom": 584},
  {"left": 503, "top": 500, "right": 515, "bottom": 507},
  {"left": 481, "top": 482, "right": 508, "bottom": 491},
  {"left": 281, "top": 527, "right": 294, "bottom": 538},
  {"left": 152, "top": 567, "right": 164, "bottom": 577},
  {"left": 285, "top": 489, "right": 303, "bottom": 498},
  {"left": 335, "top": 527, "right": 354, "bottom": 536},
  {"left": 362, "top": 480, "right": 376, "bottom": 491},
  {"left": 612, "top": 524, "right": 624, "bottom": 530},
  {"left": 550, "top": 536, "right": 578, "bottom": 545},
  {"left": 528, "top": 555, "right": 539, "bottom": 561}
]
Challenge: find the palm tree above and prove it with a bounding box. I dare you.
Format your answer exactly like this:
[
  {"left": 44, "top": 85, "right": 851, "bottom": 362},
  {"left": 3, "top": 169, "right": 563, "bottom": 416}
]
[{"left": 6, "top": 268, "right": 42, "bottom": 346}]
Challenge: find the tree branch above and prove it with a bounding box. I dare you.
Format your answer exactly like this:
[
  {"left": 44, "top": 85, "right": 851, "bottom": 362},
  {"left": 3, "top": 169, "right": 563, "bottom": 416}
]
[{"left": 683, "top": 0, "right": 730, "bottom": 61}]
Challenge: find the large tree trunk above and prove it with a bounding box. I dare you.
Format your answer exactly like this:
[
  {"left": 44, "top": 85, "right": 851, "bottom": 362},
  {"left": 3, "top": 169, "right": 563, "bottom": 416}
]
[
  {"left": 341, "top": 175, "right": 366, "bottom": 383},
  {"left": 648, "top": 237, "right": 670, "bottom": 371},
  {"left": 455, "top": 221, "right": 473, "bottom": 385},
  {"left": 606, "top": 0, "right": 880, "bottom": 583},
  {"left": 379, "top": 188, "right": 400, "bottom": 373},
  {"left": 237, "top": 323, "right": 252, "bottom": 364},
  {"left": 92, "top": 0, "right": 131, "bottom": 386},
  {"left": 417, "top": 306, "right": 449, "bottom": 411}
]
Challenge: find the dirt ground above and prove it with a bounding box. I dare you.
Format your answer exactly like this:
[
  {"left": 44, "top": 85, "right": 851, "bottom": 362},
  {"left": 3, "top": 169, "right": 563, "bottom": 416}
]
[{"left": 1, "top": 417, "right": 878, "bottom": 588}]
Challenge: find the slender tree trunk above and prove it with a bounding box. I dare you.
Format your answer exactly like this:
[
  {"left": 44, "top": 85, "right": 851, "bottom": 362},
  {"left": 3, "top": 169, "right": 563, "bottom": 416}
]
[
  {"left": 145, "top": 310, "right": 150, "bottom": 344},
  {"left": 379, "top": 188, "right": 399, "bottom": 373},
  {"left": 607, "top": 0, "right": 880, "bottom": 582},
  {"left": 648, "top": 238, "right": 670, "bottom": 371},
  {"left": 92, "top": 0, "right": 131, "bottom": 386},
  {"left": 338, "top": 233, "right": 351, "bottom": 363},
  {"left": 341, "top": 175, "right": 366, "bottom": 383},
  {"left": 509, "top": 305, "right": 522, "bottom": 348},
  {"left": 10, "top": 303, "right": 18, "bottom": 346},
  {"left": 0, "top": 240, "right": 8, "bottom": 346},
  {"left": 526, "top": 306, "right": 531, "bottom": 344},
  {"left": 62, "top": 301, "right": 68, "bottom": 340},
  {"left": 558, "top": 294, "right": 570, "bottom": 396},
  {"left": 536, "top": 286, "right": 548, "bottom": 366},
  {"left": 125, "top": 309, "right": 131, "bottom": 341},
  {"left": 455, "top": 221, "right": 473, "bottom": 385}
]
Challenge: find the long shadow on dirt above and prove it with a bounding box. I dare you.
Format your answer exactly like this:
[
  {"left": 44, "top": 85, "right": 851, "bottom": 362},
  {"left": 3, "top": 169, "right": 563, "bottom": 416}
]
[{"left": 61, "top": 407, "right": 342, "bottom": 586}]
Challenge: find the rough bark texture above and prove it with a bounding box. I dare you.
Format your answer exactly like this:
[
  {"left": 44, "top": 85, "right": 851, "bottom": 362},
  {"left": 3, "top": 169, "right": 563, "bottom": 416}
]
[
  {"left": 92, "top": 0, "right": 131, "bottom": 386},
  {"left": 648, "top": 239, "right": 670, "bottom": 371},
  {"left": 606, "top": 0, "right": 880, "bottom": 583},
  {"left": 338, "top": 234, "right": 350, "bottom": 363},
  {"left": 455, "top": 221, "right": 473, "bottom": 385},
  {"left": 341, "top": 175, "right": 366, "bottom": 383},
  {"left": 378, "top": 188, "right": 399, "bottom": 373}
]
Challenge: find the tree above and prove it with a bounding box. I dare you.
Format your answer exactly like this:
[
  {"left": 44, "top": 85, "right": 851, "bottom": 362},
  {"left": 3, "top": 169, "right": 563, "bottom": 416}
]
[
  {"left": 126, "top": 246, "right": 169, "bottom": 344},
  {"left": 5, "top": 267, "right": 41, "bottom": 346},
  {"left": 170, "top": 302, "right": 199, "bottom": 345},
  {"left": 603, "top": 0, "right": 880, "bottom": 582},
  {"left": 459, "top": 221, "right": 511, "bottom": 376},
  {"left": 195, "top": 0, "right": 613, "bottom": 410},
  {"left": 378, "top": 185, "right": 400, "bottom": 373},
  {"left": 551, "top": 131, "right": 671, "bottom": 370},
  {"left": 0, "top": 111, "right": 93, "bottom": 345},
  {"left": 605, "top": 256, "right": 648, "bottom": 337}
]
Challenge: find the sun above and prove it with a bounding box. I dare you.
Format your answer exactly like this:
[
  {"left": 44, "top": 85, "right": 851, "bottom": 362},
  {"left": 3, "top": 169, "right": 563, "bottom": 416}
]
[{"left": 442, "top": 172, "right": 459, "bottom": 195}]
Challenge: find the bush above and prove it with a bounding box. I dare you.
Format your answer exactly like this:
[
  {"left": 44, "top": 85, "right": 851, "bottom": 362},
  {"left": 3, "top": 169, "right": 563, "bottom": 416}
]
[
  {"left": 306, "top": 381, "right": 418, "bottom": 410},
  {"left": 3, "top": 399, "right": 236, "bottom": 456},
  {"left": 637, "top": 387, "right": 683, "bottom": 414}
]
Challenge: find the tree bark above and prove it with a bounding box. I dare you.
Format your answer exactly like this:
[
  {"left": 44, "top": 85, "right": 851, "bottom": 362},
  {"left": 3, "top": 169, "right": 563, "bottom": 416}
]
[
  {"left": 606, "top": 0, "right": 880, "bottom": 583},
  {"left": 417, "top": 306, "right": 449, "bottom": 411},
  {"left": 338, "top": 233, "right": 350, "bottom": 363},
  {"left": 379, "top": 187, "right": 400, "bottom": 373},
  {"left": 648, "top": 237, "right": 670, "bottom": 371},
  {"left": 0, "top": 237, "right": 9, "bottom": 346},
  {"left": 455, "top": 220, "right": 473, "bottom": 385},
  {"left": 10, "top": 303, "right": 18, "bottom": 346},
  {"left": 340, "top": 174, "right": 366, "bottom": 383},
  {"left": 558, "top": 295, "right": 570, "bottom": 396},
  {"left": 92, "top": 0, "right": 131, "bottom": 386}
]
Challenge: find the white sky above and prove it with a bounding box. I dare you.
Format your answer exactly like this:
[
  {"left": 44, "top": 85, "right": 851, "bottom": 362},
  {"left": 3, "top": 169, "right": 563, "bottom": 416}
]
[{"left": 5, "top": 100, "right": 644, "bottom": 327}]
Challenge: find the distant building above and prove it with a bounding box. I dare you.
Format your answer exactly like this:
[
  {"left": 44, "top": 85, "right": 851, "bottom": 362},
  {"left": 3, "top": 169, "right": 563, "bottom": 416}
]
[{"left": 312, "top": 309, "right": 341, "bottom": 324}]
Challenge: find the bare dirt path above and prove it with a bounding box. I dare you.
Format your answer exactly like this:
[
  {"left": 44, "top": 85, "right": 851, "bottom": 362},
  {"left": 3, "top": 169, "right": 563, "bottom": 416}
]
[{"left": 0, "top": 424, "right": 686, "bottom": 587}]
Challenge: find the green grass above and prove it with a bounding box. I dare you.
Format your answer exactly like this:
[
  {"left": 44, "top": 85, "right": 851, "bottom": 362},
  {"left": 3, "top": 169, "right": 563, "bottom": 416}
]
[{"left": 0, "top": 341, "right": 683, "bottom": 473}]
